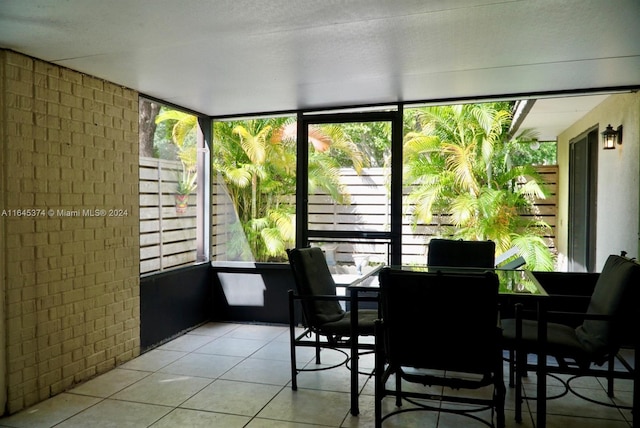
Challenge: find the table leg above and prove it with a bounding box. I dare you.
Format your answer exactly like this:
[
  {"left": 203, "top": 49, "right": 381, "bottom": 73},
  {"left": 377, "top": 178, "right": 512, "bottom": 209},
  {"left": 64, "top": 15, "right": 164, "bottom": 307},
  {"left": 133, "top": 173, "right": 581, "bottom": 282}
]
[
  {"left": 536, "top": 302, "right": 547, "bottom": 428},
  {"left": 350, "top": 288, "right": 359, "bottom": 416}
]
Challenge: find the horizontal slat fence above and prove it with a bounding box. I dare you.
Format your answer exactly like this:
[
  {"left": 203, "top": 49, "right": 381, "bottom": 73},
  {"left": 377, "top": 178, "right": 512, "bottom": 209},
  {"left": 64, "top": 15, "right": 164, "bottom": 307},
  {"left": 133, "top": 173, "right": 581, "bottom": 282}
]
[
  {"left": 211, "top": 174, "right": 243, "bottom": 262},
  {"left": 140, "top": 157, "right": 197, "bottom": 274},
  {"left": 194, "top": 164, "right": 557, "bottom": 267},
  {"left": 307, "top": 166, "right": 558, "bottom": 266},
  {"left": 525, "top": 165, "right": 558, "bottom": 248}
]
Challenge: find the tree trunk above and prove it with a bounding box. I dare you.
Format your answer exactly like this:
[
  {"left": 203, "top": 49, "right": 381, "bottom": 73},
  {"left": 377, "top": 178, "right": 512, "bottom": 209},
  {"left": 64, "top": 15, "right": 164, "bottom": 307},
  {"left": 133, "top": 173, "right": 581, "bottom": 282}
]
[{"left": 139, "top": 99, "right": 161, "bottom": 158}]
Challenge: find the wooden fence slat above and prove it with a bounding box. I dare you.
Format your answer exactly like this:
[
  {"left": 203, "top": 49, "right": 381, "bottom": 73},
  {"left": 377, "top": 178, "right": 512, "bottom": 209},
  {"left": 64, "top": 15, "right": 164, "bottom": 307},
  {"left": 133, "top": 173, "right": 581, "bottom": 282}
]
[
  {"left": 301, "top": 166, "right": 558, "bottom": 263},
  {"left": 140, "top": 157, "right": 199, "bottom": 273},
  {"left": 211, "top": 161, "right": 557, "bottom": 263}
]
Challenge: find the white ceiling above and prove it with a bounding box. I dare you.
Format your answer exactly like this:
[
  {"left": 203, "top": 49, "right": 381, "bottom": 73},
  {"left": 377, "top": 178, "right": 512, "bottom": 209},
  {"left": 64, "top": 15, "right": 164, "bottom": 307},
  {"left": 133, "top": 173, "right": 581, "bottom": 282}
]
[
  {"left": 1, "top": 0, "right": 639, "bottom": 133},
  {"left": 512, "top": 94, "right": 611, "bottom": 141}
]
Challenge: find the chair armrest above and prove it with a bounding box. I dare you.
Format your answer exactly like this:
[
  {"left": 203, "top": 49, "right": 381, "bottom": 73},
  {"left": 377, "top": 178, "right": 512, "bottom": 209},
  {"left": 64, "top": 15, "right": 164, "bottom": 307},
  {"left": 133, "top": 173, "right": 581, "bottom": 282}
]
[
  {"left": 500, "top": 293, "right": 591, "bottom": 322},
  {"left": 290, "top": 291, "right": 378, "bottom": 304},
  {"left": 511, "top": 306, "right": 615, "bottom": 326},
  {"left": 290, "top": 291, "right": 349, "bottom": 302},
  {"left": 546, "top": 310, "right": 611, "bottom": 323}
]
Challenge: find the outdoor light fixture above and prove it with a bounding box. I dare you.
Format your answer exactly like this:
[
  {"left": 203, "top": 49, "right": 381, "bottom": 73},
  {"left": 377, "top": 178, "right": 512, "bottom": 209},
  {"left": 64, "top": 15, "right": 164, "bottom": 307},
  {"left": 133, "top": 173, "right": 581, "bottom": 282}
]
[{"left": 602, "top": 124, "right": 623, "bottom": 150}]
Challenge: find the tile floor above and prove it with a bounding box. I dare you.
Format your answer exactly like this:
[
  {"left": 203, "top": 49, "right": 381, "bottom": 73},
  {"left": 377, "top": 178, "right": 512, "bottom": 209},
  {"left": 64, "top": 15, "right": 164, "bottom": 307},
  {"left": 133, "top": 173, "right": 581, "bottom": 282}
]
[{"left": 0, "top": 322, "right": 634, "bottom": 427}]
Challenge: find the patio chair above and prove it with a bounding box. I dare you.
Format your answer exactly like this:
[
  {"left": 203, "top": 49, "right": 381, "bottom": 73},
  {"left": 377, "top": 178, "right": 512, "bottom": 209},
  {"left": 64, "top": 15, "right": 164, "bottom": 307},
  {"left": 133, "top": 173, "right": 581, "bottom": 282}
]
[
  {"left": 374, "top": 267, "right": 505, "bottom": 428},
  {"left": 286, "top": 247, "right": 378, "bottom": 391},
  {"left": 502, "top": 254, "right": 640, "bottom": 425},
  {"left": 427, "top": 238, "right": 496, "bottom": 269}
]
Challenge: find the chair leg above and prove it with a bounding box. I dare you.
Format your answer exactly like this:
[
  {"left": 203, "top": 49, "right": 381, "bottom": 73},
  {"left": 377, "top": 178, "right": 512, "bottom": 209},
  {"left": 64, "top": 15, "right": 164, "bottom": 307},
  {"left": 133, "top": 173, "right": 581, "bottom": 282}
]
[
  {"left": 290, "top": 337, "right": 298, "bottom": 390},
  {"left": 514, "top": 348, "right": 524, "bottom": 422},
  {"left": 395, "top": 368, "right": 402, "bottom": 407},
  {"left": 514, "top": 304, "right": 524, "bottom": 423},
  {"left": 288, "top": 292, "right": 298, "bottom": 391},
  {"left": 496, "top": 350, "right": 506, "bottom": 428},
  {"left": 374, "top": 323, "right": 384, "bottom": 428},
  {"left": 509, "top": 349, "right": 515, "bottom": 388},
  {"left": 495, "top": 381, "right": 506, "bottom": 428},
  {"left": 633, "top": 344, "right": 639, "bottom": 427},
  {"left": 315, "top": 334, "right": 321, "bottom": 364},
  {"left": 607, "top": 354, "right": 615, "bottom": 398}
]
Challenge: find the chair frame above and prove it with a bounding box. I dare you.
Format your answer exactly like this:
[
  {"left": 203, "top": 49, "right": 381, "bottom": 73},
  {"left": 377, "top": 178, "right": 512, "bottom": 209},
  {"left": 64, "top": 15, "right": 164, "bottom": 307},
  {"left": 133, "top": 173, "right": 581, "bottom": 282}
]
[
  {"left": 509, "top": 303, "right": 639, "bottom": 426},
  {"left": 427, "top": 238, "right": 496, "bottom": 268},
  {"left": 286, "top": 247, "right": 378, "bottom": 392},
  {"left": 503, "top": 257, "right": 640, "bottom": 427},
  {"left": 287, "top": 290, "right": 377, "bottom": 390},
  {"left": 374, "top": 268, "right": 505, "bottom": 428}
]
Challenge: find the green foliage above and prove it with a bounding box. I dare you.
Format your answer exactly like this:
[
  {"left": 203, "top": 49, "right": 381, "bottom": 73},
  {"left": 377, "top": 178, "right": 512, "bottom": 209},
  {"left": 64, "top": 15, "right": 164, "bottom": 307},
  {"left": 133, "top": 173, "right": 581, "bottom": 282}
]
[
  {"left": 155, "top": 108, "right": 199, "bottom": 195},
  {"left": 404, "top": 103, "right": 555, "bottom": 270},
  {"left": 157, "top": 104, "right": 556, "bottom": 267},
  {"left": 213, "top": 117, "right": 367, "bottom": 262},
  {"left": 510, "top": 141, "right": 557, "bottom": 166},
  {"left": 338, "top": 121, "right": 391, "bottom": 167},
  {"left": 176, "top": 168, "right": 197, "bottom": 195}
]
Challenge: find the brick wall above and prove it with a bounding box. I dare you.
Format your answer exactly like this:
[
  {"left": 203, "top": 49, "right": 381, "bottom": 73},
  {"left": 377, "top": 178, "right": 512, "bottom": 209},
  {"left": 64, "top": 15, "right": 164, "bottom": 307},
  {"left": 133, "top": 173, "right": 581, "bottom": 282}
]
[{"left": 0, "top": 50, "right": 140, "bottom": 414}]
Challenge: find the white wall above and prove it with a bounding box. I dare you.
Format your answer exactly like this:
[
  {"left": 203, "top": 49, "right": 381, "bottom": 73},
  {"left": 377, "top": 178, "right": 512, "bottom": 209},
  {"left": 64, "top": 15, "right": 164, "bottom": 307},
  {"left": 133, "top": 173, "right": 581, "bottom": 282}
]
[{"left": 556, "top": 92, "right": 640, "bottom": 271}]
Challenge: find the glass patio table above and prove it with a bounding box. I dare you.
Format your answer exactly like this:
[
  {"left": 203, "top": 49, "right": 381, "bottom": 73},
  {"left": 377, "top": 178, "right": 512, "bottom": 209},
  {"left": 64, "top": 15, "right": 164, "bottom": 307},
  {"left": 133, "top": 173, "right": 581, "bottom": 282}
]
[{"left": 338, "top": 266, "right": 549, "bottom": 427}]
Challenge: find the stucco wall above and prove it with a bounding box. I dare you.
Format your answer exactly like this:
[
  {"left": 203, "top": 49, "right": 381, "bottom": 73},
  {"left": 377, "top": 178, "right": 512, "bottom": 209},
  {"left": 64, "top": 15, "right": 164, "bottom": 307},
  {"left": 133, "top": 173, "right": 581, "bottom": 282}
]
[
  {"left": 556, "top": 92, "right": 640, "bottom": 271},
  {"left": 0, "top": 50, "right": 140, "bottom": 414}
]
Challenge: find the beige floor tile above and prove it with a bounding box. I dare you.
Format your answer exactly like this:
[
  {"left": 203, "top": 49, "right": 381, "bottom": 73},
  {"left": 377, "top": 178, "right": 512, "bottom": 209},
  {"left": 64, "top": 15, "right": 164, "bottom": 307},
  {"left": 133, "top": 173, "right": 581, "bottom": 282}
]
[
  {"left": 111, "top": 372, "right": 212, "bottom": 407},
  {"left": 257, "top": 388, "right": 351, "bottom": 426},
  {"left": 150, "top": 408, "right": 250, "bottom": 427},
  {"left": 295, "top": 364, "right": 370, "bottom": 394},
  {"left": 525, "top": 384, "right": 626, "bottom": 420},
  {"left": 156, "top": 333, "right": 216, "bottom": 352},
  {"left": 69, "top": 368, "right": 151, "bottom": 398},
  {"left": 0, "top": 394, "right": 100, "bottom": 428},
  {"left": 188, "top": 322, "right": 241, "bottom": 337},
  {"left": 119, "top": 348, "right": 186, "bottom": 372},
  {"left": 221, "top": 357, "right": 293, "bottom": 386},
  {"left": 246, "top": 418, "right": 330, "bottom": 428},
  {"left": 540, "top": 413, "right": 631, "bottom": 428},
  {"left": 181, "top": 379, "right": 282, "bottom": 416},
  {"left": 159, "top": 352, "right": 243, "bottom": 378},
  {"left": 54, "top": 399, "right": 171, "bottom": 428},
  {"left": 195, "top": 336, "right": 270, "bottom": 357},
  {"left": 250, "top": 339, "right": 315, "bottom": 363},
  {"left": 226, "top": 324, "right": 288, "bottom": 341}
]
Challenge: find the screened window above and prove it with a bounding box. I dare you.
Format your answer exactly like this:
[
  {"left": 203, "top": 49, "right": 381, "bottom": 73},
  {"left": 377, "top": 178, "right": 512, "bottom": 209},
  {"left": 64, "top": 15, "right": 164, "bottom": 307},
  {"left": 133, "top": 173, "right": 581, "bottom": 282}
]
[{"left": 139, "top": 98, "right": 208, "bottom": 274}]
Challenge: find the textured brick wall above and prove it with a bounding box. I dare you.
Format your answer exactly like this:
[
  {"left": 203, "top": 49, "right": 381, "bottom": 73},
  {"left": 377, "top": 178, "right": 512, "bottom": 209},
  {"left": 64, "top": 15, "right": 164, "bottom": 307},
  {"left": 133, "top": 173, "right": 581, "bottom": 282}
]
[{"left": 0, "top": 50, "right": 140, "bottom": 414}]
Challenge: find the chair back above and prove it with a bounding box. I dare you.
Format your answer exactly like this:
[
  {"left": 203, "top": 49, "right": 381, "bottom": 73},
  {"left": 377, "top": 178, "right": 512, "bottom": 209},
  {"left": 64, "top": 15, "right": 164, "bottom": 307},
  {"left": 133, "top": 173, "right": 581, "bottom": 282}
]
[
  {"left": 575, "top": 254, "right": 640, "bottom": 358},
  {"left": 287, "top": 247, "right": 345, "bottom": 326},
  {"left": 427, "top": 238, "right": 496, "bottom": 268},
  {"left": 378, "top": 267, "right": 500, "bottom": 374}
]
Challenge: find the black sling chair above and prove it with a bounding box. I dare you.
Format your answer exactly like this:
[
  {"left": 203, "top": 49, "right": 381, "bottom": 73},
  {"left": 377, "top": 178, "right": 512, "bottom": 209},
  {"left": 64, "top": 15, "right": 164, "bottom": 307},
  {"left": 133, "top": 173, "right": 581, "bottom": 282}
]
[
  {"left": 287, "top": 247, "right": 378, "bottom": 391},
  {"left": 427, "top": 238, "right": 496, "bottom": 269},
  {"left": 375, "top": 267, "right": 505, "bottom": 428},
  {"left": 502, "top": 254, "right": 640, "bottom": 426}
]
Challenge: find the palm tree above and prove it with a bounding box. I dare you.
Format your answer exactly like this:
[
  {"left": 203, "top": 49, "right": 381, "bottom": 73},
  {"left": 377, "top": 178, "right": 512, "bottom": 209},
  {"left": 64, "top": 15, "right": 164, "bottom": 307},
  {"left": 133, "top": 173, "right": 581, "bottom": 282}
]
[
  {"left": 404, "top": 103, "right": 555, "bottom": 270},
  {"left": 273, "top": 120, "right": 366, "bottom": 202},
  {"left": 212, "top": 118, "right": 367, "bottom": 262},
  {"left": 211, "top": 119, "right": 289, "bottom": 260},
  {"left": 155, "top": 109, "right": 198, "bottom": 188}
]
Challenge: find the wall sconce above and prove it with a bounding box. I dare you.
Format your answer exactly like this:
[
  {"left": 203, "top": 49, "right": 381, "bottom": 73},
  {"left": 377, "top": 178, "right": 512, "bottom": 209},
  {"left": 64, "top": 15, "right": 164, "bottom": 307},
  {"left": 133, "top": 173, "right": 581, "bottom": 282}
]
[{"left": 602, "top": 124, "right": 623, "bottom": 150}]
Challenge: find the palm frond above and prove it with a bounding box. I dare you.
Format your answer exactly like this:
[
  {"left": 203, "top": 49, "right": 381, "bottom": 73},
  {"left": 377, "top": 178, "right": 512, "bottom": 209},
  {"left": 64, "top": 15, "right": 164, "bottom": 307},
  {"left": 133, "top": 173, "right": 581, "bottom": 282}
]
[
  {"left": 233, "top": 124, "right": 272, "bottom": 165},
  {"left": 261, "top": 227, "right": 286, "bottom": 256},
  {"left": 442, "top": 143, "right": 479, "bottom": 195},
  {"left": 224, "top": 166, "right": 252, "bottom": 188}
]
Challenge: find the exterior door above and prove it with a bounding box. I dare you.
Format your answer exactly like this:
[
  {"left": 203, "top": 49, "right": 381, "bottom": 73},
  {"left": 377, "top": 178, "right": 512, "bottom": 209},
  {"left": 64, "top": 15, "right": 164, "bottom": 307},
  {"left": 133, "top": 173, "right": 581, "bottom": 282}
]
[
  {"left": 295, "top": 109, "right": 403, "bottom": 266},
  {"left": 568, "top": 128, "right": 598, "bottom": 272}
]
